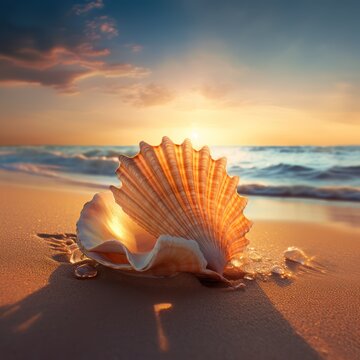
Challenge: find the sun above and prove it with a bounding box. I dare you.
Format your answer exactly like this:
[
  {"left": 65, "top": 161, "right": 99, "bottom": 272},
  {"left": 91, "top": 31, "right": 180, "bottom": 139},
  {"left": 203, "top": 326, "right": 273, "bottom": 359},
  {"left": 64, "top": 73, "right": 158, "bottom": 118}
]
[
  {"left": 188, "top": 129, "right": 202, "bottom": 148},
  {"left": 190, "top": 130, "right": 199, "bottom": 141}
]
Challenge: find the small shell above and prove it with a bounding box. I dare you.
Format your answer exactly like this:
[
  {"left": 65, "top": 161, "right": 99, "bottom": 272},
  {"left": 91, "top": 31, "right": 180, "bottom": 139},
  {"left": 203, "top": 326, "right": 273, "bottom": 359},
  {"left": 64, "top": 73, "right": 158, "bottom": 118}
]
[{"left": 76, "top": 137, "right": 252, "bottom": 282}]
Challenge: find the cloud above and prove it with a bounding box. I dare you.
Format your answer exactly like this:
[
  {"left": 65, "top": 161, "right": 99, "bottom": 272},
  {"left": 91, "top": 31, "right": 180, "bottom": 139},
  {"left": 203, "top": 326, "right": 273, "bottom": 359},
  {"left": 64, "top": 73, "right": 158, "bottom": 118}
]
[
  {"left": 0, "top": 37, "right": 147, "bottom": 93},
  {"left": 125, "top": 84, "right": 175, "bottom": 107},
  {"left": 196, "top": 83, "right": 230, "bottom": 100},
  {"left": 98, "top": 82, "right": 175, "bottom": 107},
  {"left": 0, "top": 44, "right": 108, "bottom": 70},
  {"left": 332, "top": 82, "right": 360, "bottom": 112},
  {"left": 85, "top": 16, "right": 118, "bottom": 40},
  {"left": 0, "top": 2, "right": 144, "bottom": 93},
  {"left": 0, "top": 60, "right": 87, "bottom": 93},
  {"left": 0, "top": 51, "right": 148, "bottom": 93},
  {"left": 73, "top": 0, "right": 104, "bottom": 15},
  {"left": 318, "top": 81, "right": 360, "bottom": 124},
  {"left": 131, "top": 45, "right": 143, "bottom": 53},
  {"left": 125, "top": 44, "right": 143, "bottom": 53}
]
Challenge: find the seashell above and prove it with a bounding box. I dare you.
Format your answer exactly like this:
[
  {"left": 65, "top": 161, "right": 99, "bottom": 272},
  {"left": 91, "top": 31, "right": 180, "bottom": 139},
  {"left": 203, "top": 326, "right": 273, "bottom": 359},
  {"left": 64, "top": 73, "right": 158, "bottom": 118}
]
[{"left": 76, "top": 137, "right": 252, "bottom": 283}]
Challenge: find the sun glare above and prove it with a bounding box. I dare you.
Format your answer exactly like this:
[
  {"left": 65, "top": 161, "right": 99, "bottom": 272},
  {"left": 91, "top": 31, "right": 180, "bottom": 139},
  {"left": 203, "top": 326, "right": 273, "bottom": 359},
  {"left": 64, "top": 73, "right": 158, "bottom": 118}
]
[
  {"left": 189, "top": 129, "right": 202, "bottom": 148},
  {"left": 190, "top": 130, "right": 199, "bottom": 140}
]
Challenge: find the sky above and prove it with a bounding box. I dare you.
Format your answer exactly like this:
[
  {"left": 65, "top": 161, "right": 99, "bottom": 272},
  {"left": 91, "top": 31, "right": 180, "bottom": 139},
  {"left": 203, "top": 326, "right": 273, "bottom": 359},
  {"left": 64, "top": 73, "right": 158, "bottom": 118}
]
[{"left": 0, "top": 0, "right": 359, "bottom": 146}]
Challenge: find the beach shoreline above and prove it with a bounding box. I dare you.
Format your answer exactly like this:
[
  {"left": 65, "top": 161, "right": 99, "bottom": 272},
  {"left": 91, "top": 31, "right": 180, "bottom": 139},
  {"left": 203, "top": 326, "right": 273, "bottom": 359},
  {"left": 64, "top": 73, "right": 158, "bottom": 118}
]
[{"left": 0, "top": 171, "right": 359, "bottom": 359}]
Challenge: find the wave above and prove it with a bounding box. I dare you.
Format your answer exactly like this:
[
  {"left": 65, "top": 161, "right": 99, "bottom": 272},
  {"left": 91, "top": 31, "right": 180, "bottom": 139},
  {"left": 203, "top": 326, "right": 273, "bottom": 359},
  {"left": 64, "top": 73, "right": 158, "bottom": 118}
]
[
  {"left": 238, "top": 184, "right": 360, "bottom": 202},
  {"left": 231, "top": 163, "right": 360, "bottom": 182},
  {"left": 248, "top": 145, "right": 360, "bottom": 154},
  {"left": 0, "top": 163, "right": 110, "bottom": 190},
  {"left": 4, "top": 155, "right": 359, "bottom": 181},
  {"left": 313, "top": 165, "right": 360, "bottom": 180},
  {"left": 0, "top": 149, "right": 120, "bottom": 175}
]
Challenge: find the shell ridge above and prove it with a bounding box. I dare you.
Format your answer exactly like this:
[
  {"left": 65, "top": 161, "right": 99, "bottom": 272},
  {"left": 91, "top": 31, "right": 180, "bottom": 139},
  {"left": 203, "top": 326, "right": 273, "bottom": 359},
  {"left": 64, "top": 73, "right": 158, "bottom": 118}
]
[
  {"left": 141, "top": 142, "right": 195, "bottom": 236},
  {"left": 115, "top": 163, "right": 182, "bottom": 235},
  {"left": 111, "top": 185, "right": 171, "bottom": 236},
  {"left": 158, "top": 139, "right": 199, "bottom": 239},
  {"left": 205, "top": 158, "right": 217, "bottom": 243},
  {"left": 183, "top": 146, "right": 214, "bottom": 250},
  {"left": 208, "top": 158, "right": 227, "bottom": 238},
  {"left": 115, "top": 162, "right": 187, "bottom": 236},
  {"left": 190, "top": 148, "right": 208, "bottom": 240},
  {"left": 197, "top": 146, "right": 213, "bottom": 244},
  {"left": 214, "top": 172, "right": 231, "bottom": 244},
  {"left": 220, "top": 198, "right": 250, "bottom": 253},
  {"left": 177, "top": 142, "right": 208, "bottom": 243},
  {"left": 218, "top": 178, "right": 242, "bottom": 235},
  {"left": 135, "top": 143, "right": 191, "bottom": 236},
  {"left": 209, "top": 158, "right": 228, "bottom": 250},
  {"left": 171, "top": 142, "right": 200, "bottom": 240},
  {"left": 134, "top": 154, "right": 189, "bottom": 234}
]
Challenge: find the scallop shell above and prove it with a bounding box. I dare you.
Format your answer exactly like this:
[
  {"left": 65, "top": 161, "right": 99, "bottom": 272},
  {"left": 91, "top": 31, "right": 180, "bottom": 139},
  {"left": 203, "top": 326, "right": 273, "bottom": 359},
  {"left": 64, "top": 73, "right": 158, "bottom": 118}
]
[{"left": 76, "top": 137, "right": 252, "bottom": 282}]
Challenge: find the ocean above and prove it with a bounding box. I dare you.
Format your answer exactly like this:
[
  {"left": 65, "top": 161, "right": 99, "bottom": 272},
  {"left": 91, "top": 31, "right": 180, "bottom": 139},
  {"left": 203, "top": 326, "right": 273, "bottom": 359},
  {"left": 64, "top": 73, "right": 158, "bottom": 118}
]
[{"left": 0, "top": 145, "right": 359, "bottom": 202}]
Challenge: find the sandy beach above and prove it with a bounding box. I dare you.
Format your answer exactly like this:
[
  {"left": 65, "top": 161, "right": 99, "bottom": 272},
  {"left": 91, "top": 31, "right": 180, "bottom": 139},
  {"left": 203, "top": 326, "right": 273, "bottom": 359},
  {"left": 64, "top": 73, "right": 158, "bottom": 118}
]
[{"left": 0, "top": 170, "right": 359, "bottom": 360}]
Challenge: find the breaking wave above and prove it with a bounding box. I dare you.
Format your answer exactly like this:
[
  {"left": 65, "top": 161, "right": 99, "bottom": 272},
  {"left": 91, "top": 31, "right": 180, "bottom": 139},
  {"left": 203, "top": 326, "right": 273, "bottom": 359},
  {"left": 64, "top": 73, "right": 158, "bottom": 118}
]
[{"left": 238, "top": 184, "right": 360, "bottom": 202}]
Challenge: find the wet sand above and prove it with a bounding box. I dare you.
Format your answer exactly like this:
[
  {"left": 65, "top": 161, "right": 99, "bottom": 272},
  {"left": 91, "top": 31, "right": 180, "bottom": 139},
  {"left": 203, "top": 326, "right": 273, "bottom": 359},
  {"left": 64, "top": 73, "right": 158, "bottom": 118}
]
[{"left": 0, "top": 171, "right": 359, "bottom": 359}]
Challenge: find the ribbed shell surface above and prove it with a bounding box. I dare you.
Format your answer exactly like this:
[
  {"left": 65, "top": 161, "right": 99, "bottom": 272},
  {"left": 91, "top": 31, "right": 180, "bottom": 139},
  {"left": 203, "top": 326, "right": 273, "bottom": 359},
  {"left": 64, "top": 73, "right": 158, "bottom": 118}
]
[{"left": 110, "top": 136, "right": 252, "bottom": 273}]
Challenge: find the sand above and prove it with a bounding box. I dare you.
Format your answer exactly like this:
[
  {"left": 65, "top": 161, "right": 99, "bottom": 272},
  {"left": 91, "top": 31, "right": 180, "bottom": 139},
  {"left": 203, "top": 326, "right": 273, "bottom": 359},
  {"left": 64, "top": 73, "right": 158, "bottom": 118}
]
[{"left": 0, "top": 170, "right": 360, "bottom": 359}]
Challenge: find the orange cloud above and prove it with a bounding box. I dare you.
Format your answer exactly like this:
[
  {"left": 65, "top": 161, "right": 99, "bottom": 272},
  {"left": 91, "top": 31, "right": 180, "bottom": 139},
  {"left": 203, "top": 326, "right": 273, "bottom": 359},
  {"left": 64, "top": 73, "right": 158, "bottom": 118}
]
[
  {"left": 99, "top": 82, "right": 175, "bottom": 107},
  {"left": 0, "top": 45, "right": 109, "bottom": 70},
  {"left": 197, "top": 83, "right": 231, "bottom": 100},
  {"left": 0, "top": 46, "right": 148, "bottom": 93}
]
